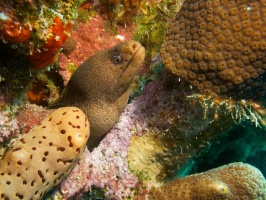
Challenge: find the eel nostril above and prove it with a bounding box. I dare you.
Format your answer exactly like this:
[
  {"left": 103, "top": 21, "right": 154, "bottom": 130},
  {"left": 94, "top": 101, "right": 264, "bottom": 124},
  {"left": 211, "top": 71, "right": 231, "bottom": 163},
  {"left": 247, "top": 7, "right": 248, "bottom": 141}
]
[{"left": 132, "top": 44, "right": 137, "bottom": 50}]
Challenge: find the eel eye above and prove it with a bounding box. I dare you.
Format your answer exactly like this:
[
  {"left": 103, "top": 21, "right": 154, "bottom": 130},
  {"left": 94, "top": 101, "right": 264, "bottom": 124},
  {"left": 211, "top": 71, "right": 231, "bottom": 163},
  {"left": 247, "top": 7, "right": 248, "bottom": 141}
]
[{"left": 112, "top": 54, "right": 123, "bottom": 64}]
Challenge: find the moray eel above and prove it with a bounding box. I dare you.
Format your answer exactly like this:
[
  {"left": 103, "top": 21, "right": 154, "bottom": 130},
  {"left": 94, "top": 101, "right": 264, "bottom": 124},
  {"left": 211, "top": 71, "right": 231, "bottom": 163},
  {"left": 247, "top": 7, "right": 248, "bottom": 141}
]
[{"left": 50, "top": 40, "right": 145, "bottom": 151}]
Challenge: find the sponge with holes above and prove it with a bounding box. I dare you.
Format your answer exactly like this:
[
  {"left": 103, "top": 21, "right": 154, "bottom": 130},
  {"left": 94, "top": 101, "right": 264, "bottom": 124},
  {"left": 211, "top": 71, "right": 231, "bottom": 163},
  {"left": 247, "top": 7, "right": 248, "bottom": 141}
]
[{"left": 0, "top": 107, "right": 89, "bottom": 200}]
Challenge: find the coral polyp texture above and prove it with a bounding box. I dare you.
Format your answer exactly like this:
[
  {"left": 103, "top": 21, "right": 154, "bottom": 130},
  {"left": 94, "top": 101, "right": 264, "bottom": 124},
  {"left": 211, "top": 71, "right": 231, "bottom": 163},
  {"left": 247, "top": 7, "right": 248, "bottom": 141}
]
[
  {"left": 0, "top": 107, "right": 89, "bottom": 200},
  {"left": 161, "top": 0, "right": 266, "bottom": 102},
  {"left": 149, "top": 162, "right": 266, "bottom": 200}
]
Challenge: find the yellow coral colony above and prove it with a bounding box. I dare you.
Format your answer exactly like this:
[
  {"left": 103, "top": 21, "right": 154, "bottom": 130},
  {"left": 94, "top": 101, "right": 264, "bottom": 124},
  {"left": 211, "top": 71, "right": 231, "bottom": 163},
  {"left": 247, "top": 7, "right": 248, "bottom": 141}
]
[
  {"left": 161, "top": 0, "right": 266, "bottom": 101},
  {"left": 149, "top": 162, "right": 266, "bottom": 200},
  {"left": 0, "top": 107, "right": 89, "bottom": 200}
]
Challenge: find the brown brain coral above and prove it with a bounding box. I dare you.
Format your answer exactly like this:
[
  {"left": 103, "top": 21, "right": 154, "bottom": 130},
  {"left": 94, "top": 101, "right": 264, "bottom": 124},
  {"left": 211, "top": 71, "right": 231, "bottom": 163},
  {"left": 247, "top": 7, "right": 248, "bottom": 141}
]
[
  {"left": 161, "top": 0, "right": 266, "bottom": 101},
  {"left": 0, "top": 107, "right": 89, "bottom": 200},
  {"left": 149, "top": 162, "right": 266, "bottom": 200}
]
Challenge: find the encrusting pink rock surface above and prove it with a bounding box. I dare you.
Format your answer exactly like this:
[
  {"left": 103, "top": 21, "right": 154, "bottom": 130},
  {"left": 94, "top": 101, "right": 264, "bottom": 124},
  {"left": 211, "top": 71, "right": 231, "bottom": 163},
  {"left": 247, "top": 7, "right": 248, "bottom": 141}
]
[
  {"left": 58, "top": 71, "right": 205, "bottom": 199},
  {"left": 60, "top": 97, "right": 145, "bottom": 199}
]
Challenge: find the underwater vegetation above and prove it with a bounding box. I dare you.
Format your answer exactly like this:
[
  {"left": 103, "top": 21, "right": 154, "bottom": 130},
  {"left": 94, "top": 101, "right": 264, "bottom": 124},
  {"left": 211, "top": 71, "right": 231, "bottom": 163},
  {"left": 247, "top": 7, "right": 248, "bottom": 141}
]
[
  {"left": 0, "top": 0, "right": 265, "bottom": 199},
  {"left": 0, "top": 0, "right": 83, "bottom": 69}
]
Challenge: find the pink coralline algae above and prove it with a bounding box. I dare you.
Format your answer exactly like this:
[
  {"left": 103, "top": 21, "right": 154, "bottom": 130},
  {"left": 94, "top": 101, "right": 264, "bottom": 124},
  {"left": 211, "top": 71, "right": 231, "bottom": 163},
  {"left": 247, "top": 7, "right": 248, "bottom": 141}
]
[
  {"left": 16, "top": 104, "right": 52, "bottom": 133},
  {"left": 0, "top": 108, "right": 19, "bottom": 142},
  {"left": 58, "top": 69, "right": 246, "bottom": 199},
  {"left": 60, "top": 102, "right": 145, "bottom": 199},
  {"left": 58, "top": 71, "right": 212, "bottom": 199}
]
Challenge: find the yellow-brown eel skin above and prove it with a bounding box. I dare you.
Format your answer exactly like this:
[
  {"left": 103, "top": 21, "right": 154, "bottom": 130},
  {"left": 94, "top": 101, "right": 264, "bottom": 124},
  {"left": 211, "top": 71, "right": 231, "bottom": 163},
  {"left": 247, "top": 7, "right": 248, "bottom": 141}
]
[{"left": 50, "top": 40, "right": 145, "bottom": 151}]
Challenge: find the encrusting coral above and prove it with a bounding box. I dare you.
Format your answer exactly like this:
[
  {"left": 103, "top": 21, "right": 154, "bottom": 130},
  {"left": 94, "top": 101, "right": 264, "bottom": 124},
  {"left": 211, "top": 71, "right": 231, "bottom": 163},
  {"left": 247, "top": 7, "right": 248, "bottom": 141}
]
[
  {"left": 161, "top": 0, "right": 266, "bottom": 102},
  {"left": 149, "top": 162, "right": 266, "bottom": 200},
  {"left": 0, "top": 107, "right": 89, "bottom": 200}
]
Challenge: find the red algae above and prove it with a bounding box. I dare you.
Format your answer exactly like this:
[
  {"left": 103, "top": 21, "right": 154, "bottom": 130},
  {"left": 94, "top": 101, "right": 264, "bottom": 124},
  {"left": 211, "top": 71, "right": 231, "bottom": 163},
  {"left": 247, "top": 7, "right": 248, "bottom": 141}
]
[
  {"left": 26, "top": 79, "right": 50, "bottom": 107},
  {"left": 58, "top": 14, "right": 135, "bottom": 85},
  {"left": 0, "top": 20, "right": 31, "bottom": 43},
  {"left": 16, "top": 104, "right": 52, "bottom": 134},
  {"left": 28, "top": 17, "right": 72, "bottom": 69}
]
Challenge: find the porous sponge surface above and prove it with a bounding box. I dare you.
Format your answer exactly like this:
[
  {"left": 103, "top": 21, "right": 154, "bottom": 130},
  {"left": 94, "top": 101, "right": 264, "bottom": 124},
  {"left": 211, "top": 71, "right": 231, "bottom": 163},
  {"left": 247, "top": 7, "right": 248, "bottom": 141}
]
[
  {"left": 0, "top": 107, "right": 89, "bottom": 200},
  {"left": 149, "top": 162, "right": 266, "bottom": 200},
  {"left": 161, "top": 0, "right": 266, "bottom": 101}
]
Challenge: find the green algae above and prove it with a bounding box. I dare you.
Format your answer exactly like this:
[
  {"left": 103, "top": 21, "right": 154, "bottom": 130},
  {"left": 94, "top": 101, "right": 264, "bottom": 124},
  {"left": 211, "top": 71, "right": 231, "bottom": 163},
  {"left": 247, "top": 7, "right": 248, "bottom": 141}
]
[
  {"left": 66, "top": 62, "right": 77, "bottom": 75},
  {"left": 133, "top": 0, "right": 183, "bottom": 60}
]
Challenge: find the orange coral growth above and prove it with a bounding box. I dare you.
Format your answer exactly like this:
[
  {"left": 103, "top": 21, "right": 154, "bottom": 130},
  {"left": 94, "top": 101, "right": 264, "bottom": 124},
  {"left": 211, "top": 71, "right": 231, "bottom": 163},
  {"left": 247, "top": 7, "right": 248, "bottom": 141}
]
[
  {"left": 27, "top": 79, "right": 50, "bottom": 106},
  {"left": 28, "top": 17, "right": 72, "bottom": 69},
  {"left": 0, "top": 20, "right": 31, "bottom": 43}
]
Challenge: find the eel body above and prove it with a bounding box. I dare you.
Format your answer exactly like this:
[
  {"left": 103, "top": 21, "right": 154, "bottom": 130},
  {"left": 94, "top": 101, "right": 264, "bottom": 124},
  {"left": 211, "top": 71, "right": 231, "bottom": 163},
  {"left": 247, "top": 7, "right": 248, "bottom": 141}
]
[{"left": 50, "top": 40, "right": 145, "bottom": 150}]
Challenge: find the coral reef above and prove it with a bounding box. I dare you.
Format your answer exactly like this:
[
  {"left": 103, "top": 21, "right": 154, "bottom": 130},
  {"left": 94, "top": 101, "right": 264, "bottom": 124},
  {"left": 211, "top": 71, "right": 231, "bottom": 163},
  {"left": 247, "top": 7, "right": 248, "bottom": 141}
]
[
  {"left": 59, "top": 107, "right": 142, "bottom": 199},
  {"left": 0, "top": 20, "right": 31, "bottom": 43},
  {"left": 161, "top": 0, "right": 266, "bottom": 102},
  {"left": 0, "top": 107, "right": 89, "bottom": 200},
  {"left": 133, "top": 0, "right": 184, "bottom": 59},
  {"left": 0, "top": 107, "right": 19, "bottom": 142},
  {"left": 16, "top": 104, "right": 52, "bottom": 134},
  {"left": 27, "top": 17, "right": 72, "bottom": 69},
  {"left": 62, "top": 37, "right": 77, "bottom": 56},
  {"left": 127, "top": 72, "right": 236, "bottom": 182},
  {"left": 149, "top": 162, "right": 266, "bottom": 200},
  {"left": 50, "top": 71, "right": 266, "bottom": 199},
  {"left": 0, "top": 0, "right": 83, "bottom": 69},
  {"left": 0, "top": 0, "right": 265, "bottom": 199}
]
